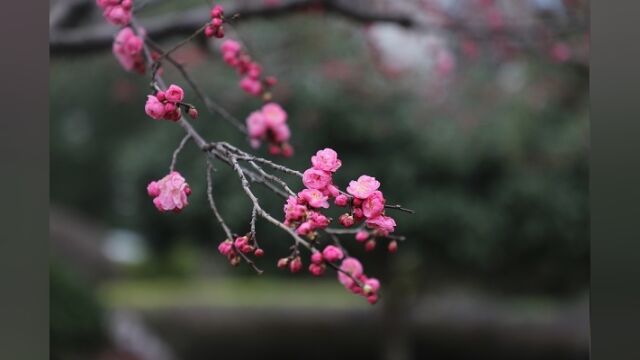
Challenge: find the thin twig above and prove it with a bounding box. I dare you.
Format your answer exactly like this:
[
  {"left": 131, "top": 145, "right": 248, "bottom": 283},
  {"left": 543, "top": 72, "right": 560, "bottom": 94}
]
[{"left": 169, "top": 134, "right": 191, "bottom": 172}]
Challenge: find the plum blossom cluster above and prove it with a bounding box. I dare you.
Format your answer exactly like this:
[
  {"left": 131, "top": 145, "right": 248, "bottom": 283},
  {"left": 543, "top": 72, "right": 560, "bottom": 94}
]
[
  {"left": 221, "top": 40, "right": 277, "bottom": 98},
  {"left": 145, "top": 84, "right": 198, "bottom": 121},
  {"left": 339, "top": 175, "right": 398, "bottom": 251},
  {"left": 204, "top": 4, "right": 225, "bottom": 38},
  {"left": 338, "top": 257, "right": 381, "bottom": 304},
  {"left": 217, "top": 234, "right": 264, "bottom": 266},
  {"left": 146, "top": 171, "right": 192, "bottom": 213},
  {"left": 112, "top": 27, "right": 146, "bottom": 74},
  {"left": 246, "top": 103, "right": 293, "bottom": 157},
  {"left": 283, "top": 148, "right": 343, "bottom": 237},
  {"left": 96, "top": 0, "right": 133, "bottom": 26}
]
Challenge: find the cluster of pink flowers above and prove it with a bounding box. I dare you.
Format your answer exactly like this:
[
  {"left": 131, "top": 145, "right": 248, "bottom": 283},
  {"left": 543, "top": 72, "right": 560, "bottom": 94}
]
[
  {"left": 283, "top": 148, "right": 342, "bottom": 236},
  {"left": 246, "top": 103, "right": 293, "bottom": 156},
  {"left": 338, "top": 257, "right": 381, "bottom": 304},
  {"left": 220, "top": 40, "right": 277, "bottom": 97},
  {"left": 342, "top": 175, "right": 397, "bottom": 234},
  {"left": 204, "top": 4, "right": 225, "bottom": 38},
  {"left": 145, "top": 84, "right": 198, "bottom": 121},
  {"left": 96, "top": 0, "right": 133, "bottom": 26},
  {"left": 112, "top": 27, "right": 146, "bottom": 74},
  {"left": 218, "top": 235, "right": 264, "bottom": 266},
  {"left": 146, "top": 171, "right": 192, "bottom": 213}
]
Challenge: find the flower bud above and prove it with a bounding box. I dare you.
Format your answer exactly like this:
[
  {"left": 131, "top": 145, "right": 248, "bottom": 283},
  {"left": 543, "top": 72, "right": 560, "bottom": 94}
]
[
  {"left": 388, "top": 240, "right": 398, "bottom": 253},
  {"left": 365, "top": 239, "right": 376, "bottom": 252}
]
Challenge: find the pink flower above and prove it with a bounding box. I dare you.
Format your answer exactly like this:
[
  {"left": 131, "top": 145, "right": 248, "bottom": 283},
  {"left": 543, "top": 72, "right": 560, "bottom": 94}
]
[
  {"left": 103, "top": 5, "right": 131, "bottom": 26},
  {"left": 240, "top": 77, "right": 262, "bottom": 96},
  {"left": 347, "top": 175, "right": 381, "bottom": 199},
  {"left": 295, "top": 221, "right": 314, "bottom": 236},
  {"left": 308, "top": 211, "right": 330, "bottom": 228},
  {"left": 113, "top": 27, "right": 143, "bottom": 72},
  {"left": 338, "top": 257, "right": 363, "bottom": 288},
  {"left": 165, "top": 84, "right": 184, "bottom": 103},
  {"left": 148, "top": 171, "right": 191, "bottom": 212},
  {"left": 322, "top": 245, "right": 344, "bottom": 262},
  {"left": 262, "top": 103, "right": 287, "bottom": 127},
  {"left": 334, "top": 194, "right": 349, "bottom": 207},
  {"left": 246, "top": 111, "right": 267, "bottom": 139},
  {"left": 284, "top": 196, "right": 307, "bottom": 222},
  {"left": 221, "top": 40, "right": 242, "bottom": 56},
  {"left": 298, "top": 189, "right": 329, "bottom": 209},
  {"left": 362, "top": 190, "right": 385, "bottom": 218},
  {"left": 366, "top": 215, "right": 396, "bottom": 235},
  {"left": 302, "top": 168, "right": 332, "bottom": 190},
  {"left": 311, "top": 148, "right": 342, "bottom": 172},
  {"left": 355, "top": 230, "right": 369, "bottom": 242},
  {"left": 363, "top": 278, "right": 380, "bottom": 294},
  {"left": 145, "top": 95, "right": 166, "bottom": 120}
]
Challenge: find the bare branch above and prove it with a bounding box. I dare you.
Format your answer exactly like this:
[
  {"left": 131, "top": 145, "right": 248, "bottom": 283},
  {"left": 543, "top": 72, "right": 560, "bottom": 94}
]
[
  {"left": 169, "top": 134, "right": 191, "bottom": 172},
  {"left": 49, "top": 0, "right": 415, "bottom": 54}
]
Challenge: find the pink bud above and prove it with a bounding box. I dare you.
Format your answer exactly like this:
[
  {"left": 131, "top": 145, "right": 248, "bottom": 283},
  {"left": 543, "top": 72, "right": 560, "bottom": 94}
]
[
  {"left": 308, "top": 263, "right": 325, "bottom": 276},
  {"left": 367, "top": 294, "right": 379, "bottom": 305},
  {"left": 334, "top": 195, "right": 348, "bottom": 207},
  {"left": 147, "top": 181, "right": 160, "bottom": 197},
  {"left": 214, "top": 26, "right": 225, "bottom": 39},
  {"left": 254, "top": 248, "right": 264, "bottom": 257},
  {"left": 211, "top": 18, "right": 223, "bottom": 27},
  {"left": 322, "top": 245, "right": 344, "bottom": 262},
  {"left": 281, "top": 143, "right": 294, "bottom": 157},
  {"left": 211, "top": 5, "right": 224, "bottom": 18},
  {"left": 156, "top": 91, "right": 166, "bottom": 101},
  {"left": 204, "top": 25, "right": 216, "bottom": 38},
  {"left": 121, "top": 0, "right": 133, "bottom": 10},
  {"left": 164, "top": 102, "right": 176, "bottom": 113},
  {"left": 355, "top": 230, "right": 369, "bottom": 242},
  {"left": 388, "top": 240, "right": 398, "bottom": 253},
  {"left": 365, "top": 239, "right": 376, "bottom": 252},
  {"left": 277, "top": 257, "right": 289, "bottom": 269},
  {"left": 339, "top": 214, "right": 354, "bottom": 228},
  {"left": 289, "top": 257, "right": 302, "bottom": 273},
  {"left": 311, "top": 251, "right": 324, "bottom": 265},
  {"left": 188, "top": 107, "right": 198, "bottom": 119}
]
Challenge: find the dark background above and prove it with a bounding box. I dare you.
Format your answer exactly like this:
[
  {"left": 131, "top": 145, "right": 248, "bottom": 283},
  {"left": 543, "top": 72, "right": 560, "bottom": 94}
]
[{"left": 47, "top": 1, "right": 590, "bottom": 359}]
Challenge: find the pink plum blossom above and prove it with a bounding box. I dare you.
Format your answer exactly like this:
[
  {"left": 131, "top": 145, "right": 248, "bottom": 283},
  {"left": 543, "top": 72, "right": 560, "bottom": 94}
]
[
  {"left": 164, "top": 84, "right": 184, "bottom": 103},
  {"left": 302, "top": 168, "right": 332, "bottom": 190},
  {"left": 147, "top": 171, "right": 191, "bottom": 212},
  {"left": 311, "top": 148, "right": 342, "bottom": 172},
  {"left": 347, "top": 175, "right": 381, "bottom": 199},
  {"left": 145, "top": 95, "right": 166, "bottom": 120},
  {"left": 322, "top": 245, "right": 344, "bottom": 262},
  {"left": 338, "top": 257, "right": 363, "bottom": 288},
  {"left": 262, "top": 103, "right": 287, "bottom": 127},
  {"left": 362, "top": 190, "right": 385, "bottom": 218},
  {"left": 298, "top": 189, "right": 329, "bottom": 209},
  {"left": 366, "top": 215, "right": 397, "bottom": 235}
]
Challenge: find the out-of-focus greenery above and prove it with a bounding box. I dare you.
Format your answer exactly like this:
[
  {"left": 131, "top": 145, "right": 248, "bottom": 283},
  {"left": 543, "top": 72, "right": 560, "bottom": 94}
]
[
  {"left": 50, "top": 15, "right": 588, "bottom": 295},
  {"left": 50, "top": 262, "right": 107, "bottom": 359}
]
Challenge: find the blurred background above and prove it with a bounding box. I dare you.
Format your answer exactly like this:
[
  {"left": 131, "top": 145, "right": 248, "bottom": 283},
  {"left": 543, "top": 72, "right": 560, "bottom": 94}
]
[{"left": 49, "top": 0, "right": 589, "bottom": 359}]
